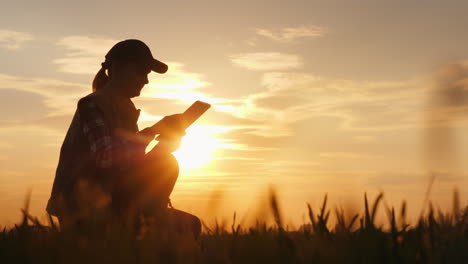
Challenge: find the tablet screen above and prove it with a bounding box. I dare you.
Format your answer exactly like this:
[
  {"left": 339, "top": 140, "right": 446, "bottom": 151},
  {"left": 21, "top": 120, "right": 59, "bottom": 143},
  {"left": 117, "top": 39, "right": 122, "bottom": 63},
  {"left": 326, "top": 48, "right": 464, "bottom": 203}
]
[{"left": 181, "top": 100, "right": 211, "bottom": 129}]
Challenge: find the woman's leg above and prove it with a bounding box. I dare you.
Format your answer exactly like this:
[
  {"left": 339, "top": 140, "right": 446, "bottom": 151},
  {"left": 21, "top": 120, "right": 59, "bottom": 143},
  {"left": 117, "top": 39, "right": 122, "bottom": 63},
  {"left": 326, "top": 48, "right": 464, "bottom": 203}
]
[
  {"left": 142, "top": 151, "right": 179, "bottom": 207},
  {"left": 135, "top": 151, "right": 201, "bottom": 239},
  {"left": 110, "top": 151, "right": 179, "bottom": 223},
  {"left": 166, "top": 208, "right": 202, "bottom": 240}
]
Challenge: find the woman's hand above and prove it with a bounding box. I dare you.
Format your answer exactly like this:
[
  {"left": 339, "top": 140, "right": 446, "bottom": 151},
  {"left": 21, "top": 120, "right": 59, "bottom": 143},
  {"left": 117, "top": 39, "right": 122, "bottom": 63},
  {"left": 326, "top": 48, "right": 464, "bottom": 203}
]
[
  {"left": 137, "top": 126, "right": 158, "bottom": 146},
  {"left": 137, "top": 114, "right": 185, "bottom": 154},
  {"left": 152, "top": 114, "right": 186, "bottom": 135},
  {"left": 155, "top": 134, "right": 184, "bottom": 153},
  {"left": 151, "top": 114, "right": 186, "bottom": 153},
  {"left": 138, "top": 114, "right": 185, "bottom": 146}
]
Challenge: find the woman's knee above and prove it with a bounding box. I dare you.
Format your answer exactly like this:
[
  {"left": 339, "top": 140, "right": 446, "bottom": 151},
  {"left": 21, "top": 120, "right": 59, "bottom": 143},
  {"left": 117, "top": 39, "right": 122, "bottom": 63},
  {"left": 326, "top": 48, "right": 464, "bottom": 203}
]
[
  {"left": 170, "top": 209, "right": 202, "bottom": 239},
  {"left": 166, "top": 153, "right": 179, "bottom": 174},
  {"left": 146, "top": 153, "right": 179, "bottom": 176}
]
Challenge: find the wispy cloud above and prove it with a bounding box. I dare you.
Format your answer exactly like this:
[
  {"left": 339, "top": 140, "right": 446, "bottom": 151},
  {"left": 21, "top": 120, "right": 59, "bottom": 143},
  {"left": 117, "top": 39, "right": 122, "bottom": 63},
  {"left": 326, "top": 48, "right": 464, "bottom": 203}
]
[
  {"left": 254, "top": 25, "right": 327, "bottom": 43},
  {"left": 249, "top": 71, "right": 427, "bottom": 131},
  {"left": 425, "top": 62, "right": 468, "bottom": 125},
  {"left": 319, "top": 152, "right": 380, "bottom": 159},
  {"left": 212, "top": 69, "right": 430, "bottom": 139},
  {"left": 140, "top": 62, "right": 214, "bottom": 104},
  {"left": 54, "top": 36, "right": 118, "bottom": 74},
  {"left": 0, "top": 30, "right": 34, "bottom": 50},
  {"left": 0, "top": 73, "right": 88, "bottom": 116},
  {"left": 368, "top": 172, "right": 464, "bottom": 186},
  {"left": 422, "top": 62, "right": 468, "bottom": 174},
  {"left": 229, "top": 52, "right": 303, "bottom": 71}
]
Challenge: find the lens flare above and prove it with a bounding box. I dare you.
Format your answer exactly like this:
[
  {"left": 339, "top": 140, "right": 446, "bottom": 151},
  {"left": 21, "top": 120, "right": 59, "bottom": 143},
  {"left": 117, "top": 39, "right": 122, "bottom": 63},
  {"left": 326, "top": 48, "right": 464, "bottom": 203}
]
[{"left": 173, "top": 125, "right": 218, "bottom": 169}]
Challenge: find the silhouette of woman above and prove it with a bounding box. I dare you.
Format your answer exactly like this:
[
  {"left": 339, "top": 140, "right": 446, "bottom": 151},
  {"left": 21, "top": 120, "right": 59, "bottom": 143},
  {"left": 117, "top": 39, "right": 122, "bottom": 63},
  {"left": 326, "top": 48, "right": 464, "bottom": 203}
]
[{"left": 46, "top": 39, "right": 201, "bottom": 239}]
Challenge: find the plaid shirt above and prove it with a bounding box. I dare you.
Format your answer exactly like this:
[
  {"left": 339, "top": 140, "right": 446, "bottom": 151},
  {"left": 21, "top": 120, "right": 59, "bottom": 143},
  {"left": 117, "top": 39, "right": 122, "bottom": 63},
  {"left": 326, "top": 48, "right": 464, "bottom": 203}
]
[{"left": 78, "top": 98, "right": 146, "bottom": 169}]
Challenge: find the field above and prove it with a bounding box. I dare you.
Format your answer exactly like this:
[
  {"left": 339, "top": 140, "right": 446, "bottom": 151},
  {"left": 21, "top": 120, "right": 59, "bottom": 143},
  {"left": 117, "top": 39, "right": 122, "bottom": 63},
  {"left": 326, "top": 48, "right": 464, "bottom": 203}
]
[{"left": 1, "top": 190, "right": 467, "bottom": 264}]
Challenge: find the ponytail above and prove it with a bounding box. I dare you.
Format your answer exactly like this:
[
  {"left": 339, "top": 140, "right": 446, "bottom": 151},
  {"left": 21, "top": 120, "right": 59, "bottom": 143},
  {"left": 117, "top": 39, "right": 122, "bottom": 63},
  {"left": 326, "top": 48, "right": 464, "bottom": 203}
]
[{"left": 92, "top": 64, "right": 109, "bottom": 92}]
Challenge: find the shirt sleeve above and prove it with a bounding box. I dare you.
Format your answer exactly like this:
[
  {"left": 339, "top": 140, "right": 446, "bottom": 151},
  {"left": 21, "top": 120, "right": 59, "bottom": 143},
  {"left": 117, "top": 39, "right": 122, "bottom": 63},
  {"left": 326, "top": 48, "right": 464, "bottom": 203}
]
[{"left": 78, "top": 97, "right": 146, "bottom": 169}]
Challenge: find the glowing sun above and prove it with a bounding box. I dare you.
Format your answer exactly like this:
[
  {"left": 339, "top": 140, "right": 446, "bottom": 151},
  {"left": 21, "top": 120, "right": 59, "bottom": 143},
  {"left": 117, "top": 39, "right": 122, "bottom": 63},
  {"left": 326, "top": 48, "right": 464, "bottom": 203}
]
[{"left": 172, "top": 125, "right": 218, "bottom": 169}]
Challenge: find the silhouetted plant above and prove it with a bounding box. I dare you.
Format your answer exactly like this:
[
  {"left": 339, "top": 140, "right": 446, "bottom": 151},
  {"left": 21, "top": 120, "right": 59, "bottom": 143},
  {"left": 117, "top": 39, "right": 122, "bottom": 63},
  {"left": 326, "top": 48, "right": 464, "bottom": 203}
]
[{"left": 1, "top": 189, "right": 467, "bottom": 264}]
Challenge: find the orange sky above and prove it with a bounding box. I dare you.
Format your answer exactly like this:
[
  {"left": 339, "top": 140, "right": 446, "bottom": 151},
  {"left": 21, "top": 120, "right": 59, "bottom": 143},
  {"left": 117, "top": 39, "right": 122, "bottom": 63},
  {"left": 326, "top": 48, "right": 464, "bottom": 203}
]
[{"left": 1, "top": 0, "right": 468, "bottom": 227}]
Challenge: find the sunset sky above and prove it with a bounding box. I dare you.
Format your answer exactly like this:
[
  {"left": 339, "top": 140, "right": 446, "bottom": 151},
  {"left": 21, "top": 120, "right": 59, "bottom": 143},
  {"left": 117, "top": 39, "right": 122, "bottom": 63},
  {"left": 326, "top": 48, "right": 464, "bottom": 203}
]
[{"left": 1, "top": 0, "right": 468, "bottom": 227}]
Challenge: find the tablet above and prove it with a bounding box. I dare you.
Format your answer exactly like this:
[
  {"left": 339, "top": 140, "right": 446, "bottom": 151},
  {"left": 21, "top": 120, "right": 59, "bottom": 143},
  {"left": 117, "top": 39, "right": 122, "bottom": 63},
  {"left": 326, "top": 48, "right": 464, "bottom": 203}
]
[
  {"left": 151, "top": 100, "right": 211, "bottom": 133},
  {"left": 181, "top": 100, "right": 211, "bottom": 130}
]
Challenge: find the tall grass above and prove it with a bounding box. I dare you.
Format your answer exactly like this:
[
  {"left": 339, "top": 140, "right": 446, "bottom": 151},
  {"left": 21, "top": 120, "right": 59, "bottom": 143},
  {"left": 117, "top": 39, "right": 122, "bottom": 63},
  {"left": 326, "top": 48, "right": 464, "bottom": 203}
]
[{"left": 1, "top": 189, "right": 467, "bottom": 263}]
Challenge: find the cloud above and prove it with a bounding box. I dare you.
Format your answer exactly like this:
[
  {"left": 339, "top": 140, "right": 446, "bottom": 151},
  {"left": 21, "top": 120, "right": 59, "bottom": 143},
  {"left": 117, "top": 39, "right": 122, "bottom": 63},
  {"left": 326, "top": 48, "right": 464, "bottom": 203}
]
[
  {"left": 254, "top": 25, "right": 326, "bottom": 43},
  {"left": 217, "top": 60, "right": 468, "bottom": 154},
  {"left": 140, "top": 62, "right": 214, "bottom": 104},
  {"left": 319, "top": 152, "right": 381, "bottom": 159},
  {"left": 53, "top": 36, "right": 119, "bottom": 74},
  {"left": 0, "top": 89, "right": 51, "bottom": 121},
  {"left": 229, "top": 52, "right": 303, "bottom": 71},
  {"left": 0, "top": 73, "right": 89, "bottom": 117},
  {"left": 368, "top": 172, "right": 464, "bottom": 186},
  {"left": 0, "top": 29, "right": 34, "bottom": 50},
  {"left": 425, "top": 62, "right": 468, "bottom": 125},
  {"left": 209, "top": 67, "right": 445, "bottom": 140},
  {"left": 244, "top": 71, "right": 429, "bottom": 132},
  {"left": 422, "top": 62, "right": 468, "bottom": 173}
]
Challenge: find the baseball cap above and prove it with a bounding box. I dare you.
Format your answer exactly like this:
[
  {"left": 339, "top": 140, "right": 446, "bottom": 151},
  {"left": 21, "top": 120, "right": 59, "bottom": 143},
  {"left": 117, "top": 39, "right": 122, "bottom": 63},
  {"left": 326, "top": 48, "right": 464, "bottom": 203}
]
[{"left": 105, "top": 39, "right": 168, "bottom": 74}]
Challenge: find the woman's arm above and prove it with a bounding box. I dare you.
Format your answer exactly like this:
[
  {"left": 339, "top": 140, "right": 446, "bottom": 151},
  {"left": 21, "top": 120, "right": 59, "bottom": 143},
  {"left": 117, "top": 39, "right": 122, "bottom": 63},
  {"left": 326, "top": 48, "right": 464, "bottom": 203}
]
[{"left": 78, "top": 97, "right": 146, "bottom": 169}]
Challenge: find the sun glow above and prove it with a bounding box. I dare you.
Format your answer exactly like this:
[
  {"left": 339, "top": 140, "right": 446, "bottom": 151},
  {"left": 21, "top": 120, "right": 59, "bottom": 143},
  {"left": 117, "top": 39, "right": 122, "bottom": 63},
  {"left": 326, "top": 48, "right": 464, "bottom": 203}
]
[
  {"left": 138, "top": 110, "right": 228, "bottom": 170},
  {"left": 173, "top": 125, "right": 220, "bottom": 169}
]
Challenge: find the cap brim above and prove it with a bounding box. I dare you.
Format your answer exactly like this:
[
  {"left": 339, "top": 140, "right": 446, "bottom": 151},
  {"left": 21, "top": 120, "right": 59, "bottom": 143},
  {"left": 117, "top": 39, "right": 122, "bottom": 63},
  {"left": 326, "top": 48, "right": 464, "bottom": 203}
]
[{"left": 151, "top": 59, "right": 168, "bottom": 74}]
